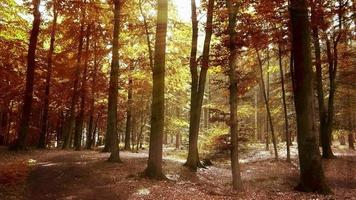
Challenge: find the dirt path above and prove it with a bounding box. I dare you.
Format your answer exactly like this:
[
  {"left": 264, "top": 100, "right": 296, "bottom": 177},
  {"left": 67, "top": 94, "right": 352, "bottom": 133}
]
[{"left": 1, "top": 148, "right": 355, "bottom": 200}]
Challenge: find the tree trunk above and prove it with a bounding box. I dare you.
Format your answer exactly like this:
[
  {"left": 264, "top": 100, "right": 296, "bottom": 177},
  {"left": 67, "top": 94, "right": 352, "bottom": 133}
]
[
  {"left": 254, "top": 89, "right": 258, "bottom": 141},
  {"left": 278, "top": 43, "right": 290, "bottom": 162},
  {"left": 348, "top": 91, "right": 355, "bottom": 150},
  {"left": 136, "top": 113, "right": 146, "bottom": 151},
  {"left": 266, "top": 53, "right": 270, "bottom": 151},
  {"left": 185, "top": 0, "right": 214, "bottom": 171},
  {"left": 290, "top": 0, "right": 330, "bottom": 193},
  {"left": 256, "top": 49, "right": 278, "bottom": 160},
  {"left": 131, "top": 117, "right": 136, "bottom": 150},
  {"left": 38, "top": 1, "right": 57, "bottom": 149},
  {"left": 124, "top": 64, "right": 133, "bottom": 150},
  {"left": 145, "top": 0, "right": 168, "bottom": 179},
  {"left": 107, "top": 0, "right": 122, "bottom": 162},
  {"left": 86, "top": 40, "right": 98, "bottom": 149},
  {"left": 74, "top": 24, "right": 91, "bottom": 151},
  {"left": 13, "top": 0, "right": 41, "bottom": 150},
  {"left": 226, "top": 0, "right": 243, "bottom": 191},
  {"left": 311, "top": 5, "right": 335, "bottom": 158},
  {"left": 63, "top": 1, "right": 86, "bottom": 149}
]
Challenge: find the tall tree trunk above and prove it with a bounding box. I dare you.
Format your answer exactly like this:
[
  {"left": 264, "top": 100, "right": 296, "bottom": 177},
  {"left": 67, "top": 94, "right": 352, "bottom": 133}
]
[
  {"left": 278, "top": 43, "right": 290, "bottom": 162},
  {"left": 63, "top": 1, "right": 86, "bottom": 149},
  {"left": 265, "top": 61, "right": 269, "bottom": 151},
  {"left": 176, "top": 107, "right": 181, "bottom": 149},
  {"left": 145, "top": 0, "right": 168, "bottom": 179},
  {"left": 0, "top": 102, "right": 9, "bottom": 145},
  {"left": 185, "top": 0, "right": 214, "bottom": 171},
  {"left": 348, "top": 91, "right": 355, "bottom": 150},
  {"left": 254, "top": 89, "right": 258, "bottom": 141},
  {"left": 226, "top": 0, "right": 243, "bottom": 191},
  {"left": 38, "top": 1, "right": 57, "bottom": 149},
  {"left": 107, "top": 0, "right": 122, "bottom": 162},
  {"left": 124, "top": 65, "right": 133, "bottom": 150},
  {"left": 321, "top": 38, "right": 337, "bottom": 158},
  {"left": 74, "top": 24, "right": 91, "bottom": 151},
  {"left": 86, "top": 40, "right": 98, "bottom": 149},
  {"left": 13, "top": 0, "right": 41, "bottom": 150},
  {"left": 136, "top": 113, "right": 146, "bottom": 151},
  {"left": 290, "top": 0, "right": 330, "bottom": 193},
  {"left": 256, "top": 50, "right": 278, "bottom": 160},
  {"left": 311, "top": 3, "right": 335, "bottom": 158},
  {"left": 130, "top": 116, "right": 135, "bottom": 150},
  {"left": 186, "top": 0, "right": 199, "bottom": 170}
]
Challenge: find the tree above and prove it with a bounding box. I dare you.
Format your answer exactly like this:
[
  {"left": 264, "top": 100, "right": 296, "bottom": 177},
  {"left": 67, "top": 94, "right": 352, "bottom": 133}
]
[
  {"left": 62, "top": 0, "right": 87, "bottom": 149},
  {"left": 226, "top": 0, "right": 243, "bottom": 191},
  {"left": 12, "top": 0, "right": 41, "bottom": 150},
  {"left": 145, "top": 0, "right": 168, "bottom": 179},
  {"left": 289, "top": 0, "right": 330, "bottom": 193},
  {"left": 38, "top": 0, "right": 58, "bottom": 149},
  {"left": 278, "top": 42, "right": 291, "bottom": 162},
  {"left": 106, "top": 0, "right": 122, "bottom": 162},
  {"left": 124, "top": 65, "right": 133, "bottom": 151},
  {"left": 74, "top": 24, "right": 91, "bottom": 151},
  {"left": 255, "top": 49, "right": 278, "bottom": 160},
  {"left": 186, "top": 0, "right": 214, "bottom": 171}
]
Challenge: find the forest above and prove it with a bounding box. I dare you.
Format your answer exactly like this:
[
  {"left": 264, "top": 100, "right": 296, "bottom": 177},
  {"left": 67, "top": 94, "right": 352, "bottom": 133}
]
[{"left": 0, "top": 0, "right": 355, "bottom": 199}]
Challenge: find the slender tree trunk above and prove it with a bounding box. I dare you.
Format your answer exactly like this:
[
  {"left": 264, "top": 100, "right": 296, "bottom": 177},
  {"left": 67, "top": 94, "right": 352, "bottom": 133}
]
[
  {"left": 256, "top": 49, "right": 278, "bottom": 160},
  {"left": 131, "top": 116, "right": 136, "bottom": 150},
  {"left": 185, "top": 0, "right": 214, "bottom": 171},
  {"left": 311, "top": 3, "right": 335, "bottom": 158},
  {"left": 124, "top": 65, "right": 133, "bottom": 150},
  {"left": 186, "top": 0, "right": 199, "bottom": 170},
  {"left": 0, "top": 103, "right": 9, "bottom": 145},
  {"left": 107, "top": 0, "right": 122, "bottom": 162},
  {"left": 254, "top": 89, "right": 258, "bottom": 141},
  {"left": 348, "top": 91, "right": 355, "bottom": 150},
  {"left": 38, "top": 1, "right": 57, "bottom": 148},
  {"left": 74, "top": 24, "right": 91, "bottom": 151},
  {"left": 145, "top": 0, "right": 168, "bottom": 179},
  {"left": 278, "top": 43, "right": 290, "bottom": 162},
  {"left": 136, "top": 113, "right": 145, "bottom": 151},
  {"left": 290, "top": 0, "right": 330, "bottom": 193},
  {"left": 226, "top": 0, "right": 243, "bottom": 191},
  {"left": 13, "top": 0, "right": 41, "bottom": 150},
  {"left": 63, "top": 1, "right": 86, "bottom": 149},
  {"left": 266, "top": 53, "right": 270, "bottom": 150},
  {"left": 321, "top": 37, "right": 338, "bottom": 158},
  {"left": 86, "top": 40, "right": 98, "bottom": 149}
]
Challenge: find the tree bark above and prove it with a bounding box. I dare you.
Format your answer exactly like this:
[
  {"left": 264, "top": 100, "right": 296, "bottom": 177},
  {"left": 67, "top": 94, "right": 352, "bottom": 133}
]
[
  {"left": 226, "top": 0, "right": 243, "bottom": 191},
  {"left": 107, "top": 0, "right": 122, "bottom": 162},
  {"left": 290, "top": 0, "right": 330, "bottom": 193},
  {"left": 145, "top": 0, "right": 168, "bottom": 179},
  {"left": 278, "top": 43, "right": 290, "bottom": 162},
  {"left": 38, "top": 1, "right": 57, "bottom": 149},
  {"left": 185, "top": 0, "right": 214, "bottom": 171},
  {"left": 13, "top": 0, "right": 41, "bottom": 150},
  {"left": 348, "top": 91, "right": 355, "bottom": 150},
  {"left": 124, "top": 65, "right": 133, "bottom": 150}
]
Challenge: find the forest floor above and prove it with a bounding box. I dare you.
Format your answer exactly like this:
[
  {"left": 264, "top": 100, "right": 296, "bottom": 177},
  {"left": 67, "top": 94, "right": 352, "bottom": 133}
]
[{"left": 0, "top": 144, "right": 355, "bottom": 200}]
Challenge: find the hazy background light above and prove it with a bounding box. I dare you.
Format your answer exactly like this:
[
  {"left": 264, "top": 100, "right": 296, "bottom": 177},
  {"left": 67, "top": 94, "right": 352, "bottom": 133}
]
[{"left": 172, "top": 0, "right": 201, "bottom": 22}]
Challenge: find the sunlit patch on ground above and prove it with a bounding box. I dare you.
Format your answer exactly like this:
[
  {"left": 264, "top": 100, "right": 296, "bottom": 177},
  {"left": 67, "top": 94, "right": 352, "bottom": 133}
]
[{"left": 135, "top": 188, "right": 150, "bottom": 196}]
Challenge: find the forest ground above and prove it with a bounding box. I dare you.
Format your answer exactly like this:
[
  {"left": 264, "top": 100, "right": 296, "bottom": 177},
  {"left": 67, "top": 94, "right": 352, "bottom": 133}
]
[{"left": 0, "top": 144, "right": 355, "bottom": 200}]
